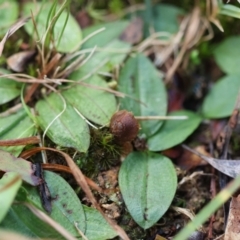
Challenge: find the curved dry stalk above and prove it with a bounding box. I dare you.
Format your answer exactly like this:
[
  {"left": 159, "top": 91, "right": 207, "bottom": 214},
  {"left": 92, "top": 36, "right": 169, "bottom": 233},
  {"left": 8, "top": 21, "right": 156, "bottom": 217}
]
[{"left": 0, "top": 72, "right": 127, "bottom": 98}]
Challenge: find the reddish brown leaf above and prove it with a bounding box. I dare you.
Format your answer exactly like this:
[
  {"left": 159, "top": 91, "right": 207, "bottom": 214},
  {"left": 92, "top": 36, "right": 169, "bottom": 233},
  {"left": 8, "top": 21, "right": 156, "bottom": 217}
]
[
  {"left": 119, "top": 18, "right": 143, "bottom": 44},
  {"left": 175, "top": 146, "right": 208, "bottom": 170}
]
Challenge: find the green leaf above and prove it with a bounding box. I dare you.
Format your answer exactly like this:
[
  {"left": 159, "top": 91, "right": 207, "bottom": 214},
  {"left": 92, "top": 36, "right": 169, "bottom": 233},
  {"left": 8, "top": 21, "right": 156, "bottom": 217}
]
[
  {"left": 1, "top": 171, "right": 86, "bottom": 239},
  {"left": 0, "top": 69, "right": 22, "bottom": 105},
  {"left": 63, "top": 75, "right": 117, "bottom": 125},
  {"left": 119, "top": 151, "right": 177, "bottom": 229},
  {"left": 213, "top": 36, "right": 240, "bottom": 74},
  {"left": 0, "top": 172, "right": 22, "bottom": 223},
  {"left": 152, "top": 4, "right": 184, "bottom": 34},
  {"left": 35, "top": 93, "right": 90, "bottom": 152},
  {"left": 148, "top": 110, "right": 202, "bottom": 151},
  {"left": 23, "top": 2, "right": 82, "bottom": 53},
  {"left": 0, "top": 109, "right": 26, "bottom": 136},
  {"left": 81, "top": 21, "right": 129, "bottom": 49},
  {"left": 83, "top": 205, "right": 117, "bottom": 240},
  {"left": 219, "top": 4, "right": 240, "bottom": 19},
  {"left": 72, "top": 39, "right": 131, "bottom": 79},
  {"left": 0, "top": 0, "right": 19, "bottom": 36},
  {"left": 118, "top": 53, "right": 167, "bottom": 138},
  {"left": 202, "top": 75, "right": 240, "bottom": 118},
  {"left": 130, "top": 3, "right": 184, "bottom": 37},
  {"left": 0, "top": 109, "right": 36, "bottom": 156},
  {"left": 0, "top": 150, "right": 40, "bottom": 186}
]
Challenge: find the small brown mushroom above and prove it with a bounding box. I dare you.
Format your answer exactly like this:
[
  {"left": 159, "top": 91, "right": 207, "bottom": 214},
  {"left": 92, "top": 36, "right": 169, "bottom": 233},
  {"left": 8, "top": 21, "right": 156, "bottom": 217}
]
[{"left": 109, "top": 110, "right": 139, "bottom": 142}]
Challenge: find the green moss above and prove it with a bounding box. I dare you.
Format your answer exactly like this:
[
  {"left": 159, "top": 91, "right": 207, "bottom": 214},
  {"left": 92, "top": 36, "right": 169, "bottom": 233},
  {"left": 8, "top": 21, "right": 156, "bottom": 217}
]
[{"left": 75, "top": 128, "right": 121, "bottom": 177}]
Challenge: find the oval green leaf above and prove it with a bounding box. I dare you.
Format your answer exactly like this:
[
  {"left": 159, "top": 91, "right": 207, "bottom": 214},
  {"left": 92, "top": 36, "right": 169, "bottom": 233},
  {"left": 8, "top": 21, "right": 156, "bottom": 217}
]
[
  {"left": 81, "top": 21, "right": 129, "bottom": 49},
  {"left": 214, "top": 36, "right": 240, "bottom": 74},
  {"left": 119, "top": 151, "right": 177, "bottom": 229},
  {"left": 0, "top": 109, "right": 36, "bottom": 156},
  {"left": 148, "top": 110, "right": 202, "bottom": 151},
  {"left": 63, "top": 75, "right": 117, "bottom": 125},
  {"left": 0, "top": 172, "right": 22, "bottom": 223},
  {"left": 23, "top": 2, "right": 82, "bottom": 53},
  {"left": 118, "top": 53, "right": 167, "bottom": 138},
  {"left": 36, "top": 93, "right": 90, "bottom": 152},
  {"left": 152, "top": 4, "right": 184, "bottom": 34},
  {"left": 1, "top": 171, "right": 86, "bottom": 239},
  {"left": 202, "top": 75, "right": 240, "bottom": 118},
  {"left": 0, "top": 0, "right": 18, "bottom": 36}
]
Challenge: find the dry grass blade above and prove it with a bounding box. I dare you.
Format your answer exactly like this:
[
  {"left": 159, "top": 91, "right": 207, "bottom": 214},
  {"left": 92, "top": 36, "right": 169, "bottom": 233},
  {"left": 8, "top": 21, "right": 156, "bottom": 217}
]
[
  {"left": 21, "top": 147, "right": 130, "bottom": 240},
  {"left": 0, "top": 17, "right": 30, "bottom": 56},
  {"left": 206, "top": 0, "right": 224, "bottom": 32},
  {"left": 153, "top": 24, "right": 187, "bottom": 67},
  {"left": 165, "top": 7, "right": 201, "bottom": 82},
  {"left": 23, "top": 202, "right": 78, "bottom": 240}
]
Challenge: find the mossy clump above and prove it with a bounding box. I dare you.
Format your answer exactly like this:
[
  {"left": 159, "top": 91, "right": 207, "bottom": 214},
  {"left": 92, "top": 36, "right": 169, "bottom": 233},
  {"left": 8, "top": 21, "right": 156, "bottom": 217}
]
[{"left": 75, "top": 128, "right": 121, "bottom": 177}]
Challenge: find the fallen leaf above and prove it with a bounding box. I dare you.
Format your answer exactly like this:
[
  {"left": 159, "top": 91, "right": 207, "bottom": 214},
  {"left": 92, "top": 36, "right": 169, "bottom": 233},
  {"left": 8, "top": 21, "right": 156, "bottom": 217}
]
[
  {"left": 175, "top": 146, "right": 209, "bottom": 170},
  {"left": 182, "top": 145, "right": 240, "bottom": 178},
  {"left": 0, "top": 150, "right": 41, "bottom": 186},
  {"left": 7, "top": 50, "right": 36, "bottom": 72}
]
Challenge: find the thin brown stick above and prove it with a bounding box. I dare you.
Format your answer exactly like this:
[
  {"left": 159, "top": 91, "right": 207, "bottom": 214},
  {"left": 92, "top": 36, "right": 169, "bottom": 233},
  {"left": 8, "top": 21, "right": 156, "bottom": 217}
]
[{"left": 0, "top": 136, "right": 40, "bottom": 146}]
